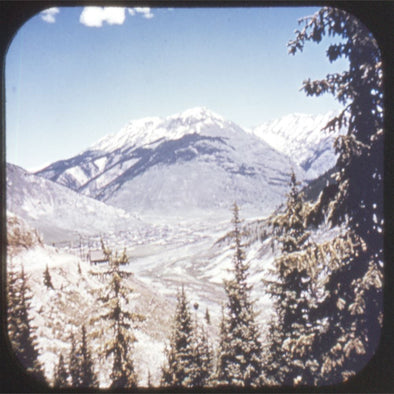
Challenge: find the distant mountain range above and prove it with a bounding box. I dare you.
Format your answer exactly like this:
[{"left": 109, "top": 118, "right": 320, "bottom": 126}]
[
  {"left": 7, "top": 107, "right": 343, "bottom": 241},
  {"left": 35, "top": 108, "right": 341, "bottom": 214}
]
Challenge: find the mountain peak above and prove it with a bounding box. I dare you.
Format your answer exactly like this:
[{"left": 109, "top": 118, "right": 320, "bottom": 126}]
[
  {"left": 251, "top": 110, "right": 345, "bottom": 179},
  {"left": 172, "top": 106, "right": 224, "bottom": 121},
  {"left": 162, "top": 107, "right": 229, "bottom": 136},
  {"left": 91, "top": 107, "right": 228, "bottom": 154},
  {"left": 167, "top": 107, "right": 225, "bottom": 124}
]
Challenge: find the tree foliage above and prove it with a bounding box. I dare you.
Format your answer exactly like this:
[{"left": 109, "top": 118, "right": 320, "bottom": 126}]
[
  {"left": 78, "top": 325, "right": 98, "bottom": 387},
  {"left": 69, "top": 333, "right": 80, "bottom": 387},
  {"left": 161, "top": 286, "right": 196, "bottom": 387},
  {"left": 265, "top": 171, "right": 319, "bottom": 385},
  {"left": 288, "top": 6, "right": 383, "bottom": 383},
  {"left": 216, "top": 203, "right": 263, "bottom": 387},
  {"left": 162, "top": 288, "right": 214, "bottom": 388},
  {"left": 289, "top": 6, "right": 383, "bottom": 230},
  {"left": 190, "top": 305, "right": 214, "bottom": 387},
  {"left": 7, "top": 263, "right": 45, "bottom": 382},
  {"left": 53, "top": 354, "right": 68, "bottom": 387},
  {"left": 91, "top": 241, "right": 144, "bottom": 388}
]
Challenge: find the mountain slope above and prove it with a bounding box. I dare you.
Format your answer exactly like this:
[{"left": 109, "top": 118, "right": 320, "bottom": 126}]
[
  {"left": 6, "top": 214, "right": 173, "bottom": 387},
  {"left": 6, "top": 206, "right": 278, "bottom": 387},
  {"left": 251, "top": 112, "right": 346, "bottom": 179},
  {"left": 36, "top": 108, "right": 300, "bottom": 216},
  {"left": 6, "top": 163, "right": 138, "bottom": 243}
]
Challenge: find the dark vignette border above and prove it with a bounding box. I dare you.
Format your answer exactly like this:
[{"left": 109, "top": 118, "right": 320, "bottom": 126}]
[{"left": 0, "top": 1, "right": 392, "bottom": 393}]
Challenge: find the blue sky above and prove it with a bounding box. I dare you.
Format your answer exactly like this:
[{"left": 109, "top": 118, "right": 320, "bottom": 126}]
[{"left": 6, "top": 6, "right": 347, "bottom": 171}]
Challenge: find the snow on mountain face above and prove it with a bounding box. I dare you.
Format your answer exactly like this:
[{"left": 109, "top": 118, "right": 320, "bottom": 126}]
[
  {"left": 36, "top": 107, "right": 299, "bottom": 217},
  {"left": 6, "top": 163, "right": 138, "bottom": 243},
  {"left": 252, "top": 112, "right": 346, "bottom": 180},
  {"left": 92, "top": 107, "right": 228, "bottom": 153}
]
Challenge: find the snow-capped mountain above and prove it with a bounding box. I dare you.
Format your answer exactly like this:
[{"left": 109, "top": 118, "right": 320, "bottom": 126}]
[
  {"left": 251, "top": 112, "right": 346, "bottom": 180},
  {"left": 36, "top": 108, "right": 300, "bottom": 217},
  {"left": 6, "top": 163, "right": 138, "bottom": 243},
  {"left": 7, "top": 108, "right": 344, "bottom": 247}
]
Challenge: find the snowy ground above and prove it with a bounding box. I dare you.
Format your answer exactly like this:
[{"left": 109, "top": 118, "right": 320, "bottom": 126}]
[
  {"left": 54, "top": 211, "right": 277, "bottom": 329},
  {"left": 7, "top": 210, "right": 279, "bottom": 388}
]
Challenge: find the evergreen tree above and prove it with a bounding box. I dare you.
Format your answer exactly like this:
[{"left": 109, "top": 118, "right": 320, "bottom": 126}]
[
  {"left": 68, "top": 326, "right": 97, "bottom": 387},
  {"left": 205, "top": 307, "right": 211, "bottom": 325},
  {"left": 43, "top": 264, "right": 54, "bottom": 289},
  {"left": 216, "top": 203, "right": 263, "bottom": 387},
  {"left": 79, "top": 325, "right": 98, "bottom": 387},
  {"left": 272, "top": 171, "right": 310, "bottom": 253},
  {"left": 190, "top": 303, "right": 214, "bottom": 387},
  {"left": 161, "top": 286, "right": 195, "bottom": 387},
  {"left": 7, "top": 264, "right": 45, "bottom": 382},
  {"left": 7, "top": 259, "right": 20, "bottom": 353},
  {"left": 264, "top": 171, "right": 318, "bottom": 385},
  {"left": 91, "top": 240, "right": 144, "bottom": 388},
  {"left": 216, "top": 305, "right": 230, "bottom": 384},
  {"left": 54, "top": 354, "right": 69, "bottom": 387},
  {"left": 69, "top": 333, "right": 81, "bottom": 387},
  {"left": 191, "top": 321, "right": 214, "bottom": 387},
  {"left": 288, "top": 7, "right": 383, "bottom": 383}
]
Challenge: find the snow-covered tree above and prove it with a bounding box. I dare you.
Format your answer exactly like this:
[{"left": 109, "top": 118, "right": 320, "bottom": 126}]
[
  {"left": 216, "top": 203, "right": 263, "bottom": 387},
  {"left": 53, "top": 354, "right": 68, "bottom": 387},
  {"left": 189, "top": 303, "right": 214, "bottom": 387},
  {"left": 264, "top": 171, "right": 319, "bottom": 385},
  {"left": 7, "top": 263, "right": 45, "bottom": 382},
  {"left": 161, "top": 286, "right": 195, "bottom": 387},
  {"left": 272, "top": 171, "right": 310, "bottom": 253},
  {"left": 91, "top": 241, "right": 144, "bottom": 388},
  {"left": 288, "top": 7, "right": 383, "bottom": 383}
]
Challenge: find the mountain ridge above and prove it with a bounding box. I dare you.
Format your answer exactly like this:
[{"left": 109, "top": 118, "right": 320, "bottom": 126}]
[
  {"left": 36, "top": 107, "right": 300, "bottom": 216},
  {"left": 251, "top": 111, "right": 345, "bottom": 179},
  {"left": 6, "top": 162, "right": 138, "bottom": 242}
]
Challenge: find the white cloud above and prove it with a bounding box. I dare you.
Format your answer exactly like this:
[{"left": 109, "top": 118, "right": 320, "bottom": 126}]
[
  {"left": 130, "top": 7, "right": 154, "bottom": 19},
  {"left": 40, "top": 8, "right": 60, "bottom": 23},
  {"left": 79, "top": 7, "right": 126, "bottom": 27},
  {"left": 79, "top": 6, "right": 154, "bottom": 27}
]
